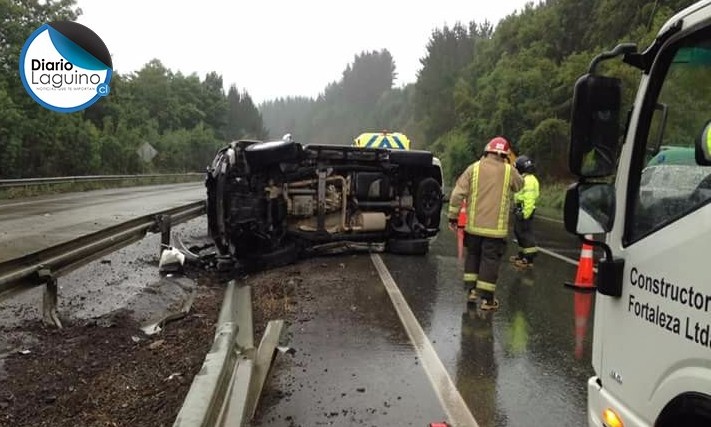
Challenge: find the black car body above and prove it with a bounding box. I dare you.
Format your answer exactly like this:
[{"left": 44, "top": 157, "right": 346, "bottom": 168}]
[{"left": 205, "top": 138, "right": 443, "bottom": 270}]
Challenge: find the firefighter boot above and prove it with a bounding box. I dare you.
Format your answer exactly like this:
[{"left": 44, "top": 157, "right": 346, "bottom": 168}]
[
  {"left": 514, "top": 257, "right": 534, "bottom": 269},
  {"left": 509, "top": 253, "right": 524, "bottom": 263},
  {"left": 467, "top": 287, "right": 479, "bottom": 303},
  {"left": 479, "top": 298, "right": 500, "bottom": 311}
]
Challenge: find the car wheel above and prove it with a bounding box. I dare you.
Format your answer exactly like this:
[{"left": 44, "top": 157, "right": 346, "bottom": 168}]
[
  {"left": 241, "top": 241, "right": 299, "bottom": 272},
  {"left": 386, "top": 238, "right": 430, "bottom": 255},
  {"left": 415, "top": 177, "right": 443, "bottom": 227},
  {"left": 244, "top": 140, "right": 300, "bottom": 168}
]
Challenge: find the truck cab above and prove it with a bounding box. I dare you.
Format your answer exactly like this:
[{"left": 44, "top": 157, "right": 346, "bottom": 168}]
[{"left": 564, "top": 1, "right": 711, "bottom": 426}]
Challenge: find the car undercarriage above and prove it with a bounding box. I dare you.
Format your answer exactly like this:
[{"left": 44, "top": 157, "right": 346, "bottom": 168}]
[{"left": 206, "top": 139, "right": 443, "bottom": 270}]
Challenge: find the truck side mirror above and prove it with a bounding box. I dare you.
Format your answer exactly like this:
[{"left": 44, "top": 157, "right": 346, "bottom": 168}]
[
  {"left": 696, "top": 120, "right": 711, "bottom": 165},
  {"left": 570, "top": 74, "right": 622, "bottom": 177},
  {"left": 564, "top": 182, "right": 615, "bottom": 235}
]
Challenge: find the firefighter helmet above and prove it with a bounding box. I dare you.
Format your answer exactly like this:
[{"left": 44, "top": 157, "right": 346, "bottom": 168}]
[
  {"left": 515, "top": 155, "right": 535, "bottom": 173},
  {"left": 484, "top": 137, "right": 511, "bottom": 156}
]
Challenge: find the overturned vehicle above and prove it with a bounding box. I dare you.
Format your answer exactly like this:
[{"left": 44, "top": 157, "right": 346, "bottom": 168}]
[{"left": 206, "top": 138, "right": 443, "bottom": 270}]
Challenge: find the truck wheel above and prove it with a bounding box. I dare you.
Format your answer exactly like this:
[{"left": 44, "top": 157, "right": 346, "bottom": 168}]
[
  {"left": 415, "top": 177, "right": 443, "bottom": 227},
  {"left": 656, "top": 394, "right": 711, "bottom": 427},
  {"left": 386, "top": 238, "right": 430, "bottom": 255},
  {"left": 244, "top": 140, "right": 300, "bottom": 168}
]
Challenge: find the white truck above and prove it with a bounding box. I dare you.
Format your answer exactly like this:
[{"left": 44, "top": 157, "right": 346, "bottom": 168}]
[{"left": 565, "top": 1, "right": 711, "bottom": 426}]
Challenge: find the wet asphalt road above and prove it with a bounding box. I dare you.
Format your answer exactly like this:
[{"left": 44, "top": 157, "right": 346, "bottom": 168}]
[
  {"left": 259, "top": 214, "right": 595, "bottom": 427},
  {"left": 0, "top": 182, "right": 205, "bottom": 262},
  {"left": 381, "top": 215, "right": 595, "bottom": 426},
  {"left": 0, "top": 182, "right": 596, "bottom": 426}
]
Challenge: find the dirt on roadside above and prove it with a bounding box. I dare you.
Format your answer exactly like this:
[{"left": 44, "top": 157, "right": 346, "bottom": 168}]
[
  {"left": 0, "top": 246, "right": 331, "bottom": 427},
  {"left": 0, "top": 277, "right": 224, "bottom": 427}
]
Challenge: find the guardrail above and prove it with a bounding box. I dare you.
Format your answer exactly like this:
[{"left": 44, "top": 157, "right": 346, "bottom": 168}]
[
  {"left": 0, "top": 173, "right": 204, "bottom": 189},
  {"left": 174, "top": 281, "right": 284, "bottom": 427},
  {"left": 0, "top": 198, "right": 283, "bottom": 425},
  {"left": 0, "top": 200, "right": 206, "bottom": 326}
]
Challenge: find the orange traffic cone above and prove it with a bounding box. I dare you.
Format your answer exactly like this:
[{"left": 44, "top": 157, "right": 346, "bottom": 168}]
[
  {"left": 457, "top": 201, "right": 467, "bottom": 228},
  {"left": 457, "top": 201, "right": 467, "bottom": 261},
  {"left": 564, "top": 235, "right": 595, "bottom": 291}
]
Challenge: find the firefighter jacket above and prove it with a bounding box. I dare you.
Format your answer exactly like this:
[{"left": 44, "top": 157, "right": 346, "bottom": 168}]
[
  {"left": 513, "top": 174, "right": 540, "bottom": 219},
  {"left": 448, "top": 155, "right": 523, "bottom": 238}
]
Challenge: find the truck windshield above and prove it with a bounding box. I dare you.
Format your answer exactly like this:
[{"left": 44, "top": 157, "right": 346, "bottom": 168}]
[{"left": 628, "top": 34, "right": 711, "bottom": 242}]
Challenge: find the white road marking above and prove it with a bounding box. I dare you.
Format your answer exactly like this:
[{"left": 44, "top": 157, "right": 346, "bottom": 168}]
[
  {"left": 513, "top": 235, "right": 599, "bottom": 273},
  {"left": 370, "top": 253, "right": 478, "bottom": 427},
  {"left": 537, "top": 246, "right": 579, "bottom": 266},
  {"left": 537, "top": 247, "right": 599, "bottom": 273},
  {"left": 537, "top": 215, "right": 563, "bottom": 224}
]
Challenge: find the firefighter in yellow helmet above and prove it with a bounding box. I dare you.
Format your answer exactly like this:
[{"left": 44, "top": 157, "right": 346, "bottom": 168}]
[{"left": 447, "top": 136, "right": 523, "bottom": 310}]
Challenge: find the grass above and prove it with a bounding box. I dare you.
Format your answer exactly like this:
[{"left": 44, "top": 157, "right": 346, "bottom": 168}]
[
  {"left": 0, "top": 175, "right": 204, "bottom": 200},
  {"left": 536, "top": 180, "right": 571, "bottom": 221}
]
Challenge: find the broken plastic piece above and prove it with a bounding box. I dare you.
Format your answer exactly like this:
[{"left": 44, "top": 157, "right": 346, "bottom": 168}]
[
  {"left": 172, "top": 236, "right": 201, "bottom": 262},
  {"left": 159, "top": 247, "right": 185, "bottom": 273},
  {"left": 166, "top": 372, "right": 182, "bottom": 381},
  {"left": 277, "top": 346, "right": 296, "bottom": 355}
]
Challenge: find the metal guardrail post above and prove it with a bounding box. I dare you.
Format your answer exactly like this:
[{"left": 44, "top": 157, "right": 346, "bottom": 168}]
[
  {"left": 157, "top": 214, "right": 172, "bottom": 255},
  {"left": 38, "top": 268, "right": 62, "bottom": 328}
]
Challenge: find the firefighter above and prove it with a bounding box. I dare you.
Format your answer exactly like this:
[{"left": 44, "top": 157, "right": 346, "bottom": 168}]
[
  {"left": 448, "top": 136, "right": 524, "bottom": 310},
  {"left": 510, "top": 155, "right": 540, "bottom": 268}
]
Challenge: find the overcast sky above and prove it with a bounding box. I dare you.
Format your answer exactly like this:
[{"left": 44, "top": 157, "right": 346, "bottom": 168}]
[{"left": 75, "top": 0, "right": 532, "bottom": 104}]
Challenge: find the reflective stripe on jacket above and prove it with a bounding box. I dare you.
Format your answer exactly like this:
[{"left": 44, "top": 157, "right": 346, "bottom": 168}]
[
  {"left": 448, "top": 155, "right": 523, "bottom": 238},
  {"left": 514, "top": 174, "right": 540, "bottom": 219}
]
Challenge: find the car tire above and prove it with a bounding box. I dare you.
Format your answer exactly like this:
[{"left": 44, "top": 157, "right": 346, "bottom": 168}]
[
  {"left": 244, "top": 140, "right": 300, "bottom": 168},
  {"left": 386, "top": 238, "right": 430, "bottom": 255},
  {"left": 415, "top": 177, "right": 443, "bottom": 227},
  {"left": 242, "top": 241, "right": 299, "bottom": 272}
]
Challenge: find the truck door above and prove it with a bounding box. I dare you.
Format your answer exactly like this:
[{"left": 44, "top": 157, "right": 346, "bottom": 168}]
[{"left": 602, "top": 29, "right": 711, "bottom": 421}]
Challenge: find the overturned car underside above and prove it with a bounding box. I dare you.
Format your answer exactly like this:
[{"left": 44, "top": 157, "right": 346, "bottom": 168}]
[{"left": 206, "top": 139, "right": 443, "bottom": 270}]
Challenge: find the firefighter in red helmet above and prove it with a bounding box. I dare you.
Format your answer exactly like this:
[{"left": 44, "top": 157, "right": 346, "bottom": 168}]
[{"left": 448, "top": 136, "right": 523, "bottom": 310}]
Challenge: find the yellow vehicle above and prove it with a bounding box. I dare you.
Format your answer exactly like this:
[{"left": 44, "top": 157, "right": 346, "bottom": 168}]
[{"left": 353, "top": 131, "right": 411, "bottom": 150}]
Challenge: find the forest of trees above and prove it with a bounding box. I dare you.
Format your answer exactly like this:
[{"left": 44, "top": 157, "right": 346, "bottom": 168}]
[
  {"left": 0, "top": 0, "right": 700, "bottom": 183},
  {"left": 0, "top": 0, "right": 266, "bottom": 178},
  {"left": 260, "top": 0, "right": 697, "bottom": 184}
]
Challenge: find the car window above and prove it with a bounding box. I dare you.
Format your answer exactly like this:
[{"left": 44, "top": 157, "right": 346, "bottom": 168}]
[{"left": 628, "top": 38, "right": 711, "bottom": 243}]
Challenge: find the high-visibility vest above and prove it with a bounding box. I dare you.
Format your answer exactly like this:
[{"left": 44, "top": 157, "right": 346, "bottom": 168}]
[
  {"left": 513, "top": 174, "right": 540, "bottom": 219},
  {"left": 353, "top": 132, "right": 411, "bottom": 150},
  {"left": 465, "top": 160, "right": 515, "bottom": 238}
]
